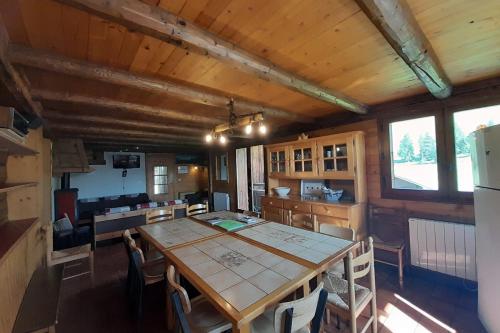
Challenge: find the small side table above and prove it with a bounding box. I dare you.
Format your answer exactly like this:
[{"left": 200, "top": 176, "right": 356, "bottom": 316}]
[{"left": 372, "top": 235, "right": 405, "bottom": 288}]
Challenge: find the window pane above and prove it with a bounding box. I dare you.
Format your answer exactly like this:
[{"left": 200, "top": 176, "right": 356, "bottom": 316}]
[
  {"left": 154, "top": 165, "right": 167, "bottom": 176},
  {"left": 454, "top": 105, "right": 500, "bottom": 192},
  {"left": 389, "top": 116, "right": 438, "bottom": 190}
]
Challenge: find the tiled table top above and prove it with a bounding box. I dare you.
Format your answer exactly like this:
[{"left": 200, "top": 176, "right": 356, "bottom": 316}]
[
  {"left": 192, "top": 211, "right": 265, "bottom": 224},
  {"left": 236, "top": 222, "right": 353, "bottom": 265},
  {"left": 169, "top": 234, "right": 310, "bottom": 312},
  {"left": 137, "top": 218, "right": 222, "bottom": 250}
]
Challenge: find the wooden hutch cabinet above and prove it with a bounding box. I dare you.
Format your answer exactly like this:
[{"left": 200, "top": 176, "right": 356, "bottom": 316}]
[{"left": 263, "top": 131, "right": 367, "bottom": 239}]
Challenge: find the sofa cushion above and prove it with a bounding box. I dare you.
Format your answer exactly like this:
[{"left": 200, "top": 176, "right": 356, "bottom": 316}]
[{"left": 54, "top": 214, "right": 73, "bottom": 233}]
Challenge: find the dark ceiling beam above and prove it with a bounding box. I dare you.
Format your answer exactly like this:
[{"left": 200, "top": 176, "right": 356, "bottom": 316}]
[
  {"left": 51, "top": 123, "right": 202, "bottom": 142},
  {"left": 57, "top": 0, "right": 367, "bottom": 114},
  {"left": 44, "top": 109, "right": 207, "bottom": 135},
  {"left": 31, "top": 89, "right": 219, "bottom": 125},
  {"left": 57, "top": 132, "right": 201, "bottom": 146},
  {"left": 10, "top": 45, "right": 314, "bottom": 123},
  {"left": 355, "top": 0, "right": 452, "bottom": 98},
  {"left": 0, "top": 17, "right": 42, "bottom": 123}
]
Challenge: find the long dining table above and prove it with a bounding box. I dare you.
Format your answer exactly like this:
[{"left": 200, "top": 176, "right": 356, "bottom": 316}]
[{"left": 136, "top": 211, "right": 357, "bottom": 333}]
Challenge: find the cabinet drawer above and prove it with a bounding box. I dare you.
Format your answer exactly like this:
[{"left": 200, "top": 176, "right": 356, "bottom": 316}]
[
  {"left": 316, "top": 215, "right": 349, "bottom": 228},
  {"left": 262, "top": 207, "right": 283, "bottom": 223},
  {"left": 284, "top": 200, "right": 311, "bottom": 213},
  {"left": 312, "top": 204, "right": 349, "bottom": 219},
  {"left": 262, "top": 197, "right": 284, "bottom": 208}
]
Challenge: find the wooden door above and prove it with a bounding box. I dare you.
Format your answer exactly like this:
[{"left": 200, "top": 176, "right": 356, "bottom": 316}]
[
  {"left": 268, "top": 145, "right": 289, "bottom": 178},
  {"left": 289, "top": 141, "right": 318, "bottom": 178},
  {"left": 146, "top": 154, "right": 175, "bottom": 202},
  {"left": 317, "top": 135, "right": 355, "bottom": 179},
  {"left": 236, "top": 148, "right": 249, "bottom": 211}
]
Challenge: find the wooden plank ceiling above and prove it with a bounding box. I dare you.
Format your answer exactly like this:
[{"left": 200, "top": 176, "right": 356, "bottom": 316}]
[{"left": 0, "top": 0, "right": 499, "bottom": 149}]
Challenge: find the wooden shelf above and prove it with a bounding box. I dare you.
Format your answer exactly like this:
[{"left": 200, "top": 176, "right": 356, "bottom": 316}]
[
  {"left": 0, "top": 129, "right": 38, "bottom": 156},
  {"left": 0, "top": 182, "right": 38, "bottom": 193},
  {"left": 0, "top": 218, "right": 38, "bottom": 265}
]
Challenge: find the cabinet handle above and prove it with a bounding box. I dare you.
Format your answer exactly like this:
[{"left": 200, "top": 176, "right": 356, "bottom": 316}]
[
  {"left": 294, "top": 205, "right": 298, "bottom": 209},
  {"left": 269, "top": 201, "right": 273, "bottom": 205}
]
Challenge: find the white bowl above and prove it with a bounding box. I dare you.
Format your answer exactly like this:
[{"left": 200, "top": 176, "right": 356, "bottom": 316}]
[{"left": 273, "top": 187, "right": 290, "bottom": 197}]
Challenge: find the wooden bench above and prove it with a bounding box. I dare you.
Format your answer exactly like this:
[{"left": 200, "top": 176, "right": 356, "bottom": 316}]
[{"left": 12, "top": 265, "right": 64, "bottom": 333}]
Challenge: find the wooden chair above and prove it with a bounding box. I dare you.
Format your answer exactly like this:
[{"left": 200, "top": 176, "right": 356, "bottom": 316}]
[
  {"left": 288, "top": 211, "right": 319, "bottom": 231},
  {"left": 320, "top": 224, "right": 356, "bottom": 276},
  {"left": 128, "top": 244, "right": 165, "bottom": 318},
  {"left": 319, "top": 224, "right": 355, "bottom": 325},
  {"left": 323, "top": 238, "right": 377, "bottom": 333},
  {"left": 243, "top": 210, "right": 260, "bottom": 218},
  {"left": 369, "top": 205, "right": 406, "bottom": 288},
  {"left": 167, "top": 265, "right": 232, "bottom": 333},
  {"left": 186, "top": 203, "right": 209, "bottom": 216},
  {"left": 146, "top": 207, "right": 174, "bottom": 224},
  {"left": 250, "top": 282, "right": 328, "bottom": 333}
]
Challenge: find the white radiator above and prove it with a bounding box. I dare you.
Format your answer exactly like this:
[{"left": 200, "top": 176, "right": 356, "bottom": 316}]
[
  {"left": 409, "top": 218, "right": 477, "bottom": 281},
  {"left": 213, "top": 192, "right": 230, "bottom": 212}
]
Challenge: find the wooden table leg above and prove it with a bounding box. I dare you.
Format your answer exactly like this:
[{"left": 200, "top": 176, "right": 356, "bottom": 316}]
[
  {"left": 303, "top": 280, "right": 310, "bottom": 296},
  {"left": 233, "top": 322, "right": 250, "bottom": 333}
]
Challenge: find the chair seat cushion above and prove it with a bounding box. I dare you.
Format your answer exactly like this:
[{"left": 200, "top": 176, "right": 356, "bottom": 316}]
[
  {"left": 188, "top": 297, "right": 232, "bottom": 333},
  {"left": 250, "top": 309, "right": 310, "bottom": 333},
  {"left": 323, "top": 275, "right": 371, "bottom": 311}
]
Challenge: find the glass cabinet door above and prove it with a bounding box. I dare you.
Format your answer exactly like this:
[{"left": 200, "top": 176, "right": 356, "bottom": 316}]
[
  {"left": 318, "top": 138, "right": 354, "bottom": 178},
  {"left": 290, "top": 144, "right": 317, "bottom": 177},
  {"left": 269, "top": 147, "right": 288, "bottom": 177}
]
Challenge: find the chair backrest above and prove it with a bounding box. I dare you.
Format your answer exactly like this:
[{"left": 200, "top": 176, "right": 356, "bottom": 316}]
[
  {"left": 243, "top": 210, "right": 259, "bottom": 217},
  {"left": 347, "top": 237, "right": 375, "bottom": 292},
  {"left": 122, "top": 229, "right": 133, "bottom": 257},
  {"left": 146, "top": 207, "right": 173, "bottom": 224},
  {"left": 171, "top": 291, "right": 192, "bottom": 333},
  {"left": 274, "top": 282, "right": 328, "bottom": 333},
  {"left": 128, "top": 238, "right": 146, "bottom": 264},
  {"left": 319, "top": 224, "right": 355, "bottom": 241},
  {"left": 288, "top": 211, "right": 318, "bottom": 231},
  {"left": 167, "top": 265, "right": 192, "bottom": 314},
  {"left": 186, "top": 203, "right": 208, "bottom": 216}
]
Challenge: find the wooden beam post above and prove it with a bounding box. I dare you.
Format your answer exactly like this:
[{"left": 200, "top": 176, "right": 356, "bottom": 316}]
[
  {"left": 57, "top": 0, "right": 367, "bottom": 114},
  {"left": 0, "top": 17, "right": 42, "bottom": 122},
  {"left": 44, "top": 110, "right": 208, "bottom": 135},
  {"left": 10, "top": 45, "right": 315, "bottom": 123},
  {"left": 355, "top": 0, "right": 452, "bottom": 98}
]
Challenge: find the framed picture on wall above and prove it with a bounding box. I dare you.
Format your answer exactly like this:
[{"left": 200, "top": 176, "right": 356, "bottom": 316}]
[{"left": 177, "top": 165, "right": 189, "bottom": 174}]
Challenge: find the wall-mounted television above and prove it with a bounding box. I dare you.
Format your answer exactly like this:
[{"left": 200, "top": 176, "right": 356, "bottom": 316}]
[{"left": 113, "top": 154, "right": 140, "bottom": 169}]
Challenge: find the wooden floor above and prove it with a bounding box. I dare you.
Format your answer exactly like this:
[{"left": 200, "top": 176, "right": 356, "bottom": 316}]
[{"left": 56, "top": 241, "right": 485, "bottom": 333}]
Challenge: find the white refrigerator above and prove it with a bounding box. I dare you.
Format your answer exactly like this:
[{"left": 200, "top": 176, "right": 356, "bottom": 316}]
[{"left": 471, "top": 124, "right": 500, "bottom": 333}]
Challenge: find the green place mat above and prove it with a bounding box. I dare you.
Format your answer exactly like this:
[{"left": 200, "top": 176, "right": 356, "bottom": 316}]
[{"left": 215, "top": 220, "right": 247, "bottom": 231}]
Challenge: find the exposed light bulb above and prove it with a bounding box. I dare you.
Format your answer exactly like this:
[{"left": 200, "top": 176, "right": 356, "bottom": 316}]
[
  {"left": 258, "top": 123, "right": 267, "bottom": 135},
  {"left": 219, "top": 134, "right": 227, "bottom": 144},
  {"left": 244, "top": 123, "right": 253, "bottom": 135},
  {"left": 205, "top": 133, "right": 213, "bottom": 143}
]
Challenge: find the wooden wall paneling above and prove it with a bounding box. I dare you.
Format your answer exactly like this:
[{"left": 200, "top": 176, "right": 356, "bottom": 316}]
[
  {"left": 0, "top": 127, "right": 50, "bottom": 333},
  {"left": 0, "top": 229, "right": 29, "bottom": 333}
]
